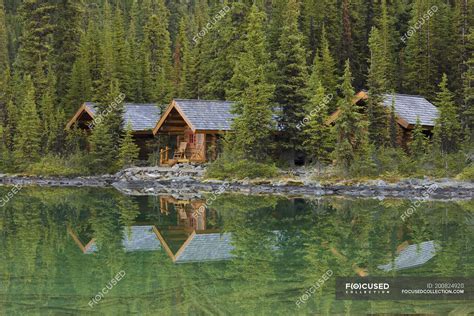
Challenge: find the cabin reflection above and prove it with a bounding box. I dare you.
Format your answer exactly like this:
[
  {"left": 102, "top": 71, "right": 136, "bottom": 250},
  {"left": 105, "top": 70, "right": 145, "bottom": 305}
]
[{"left": 68, "top": 196, "right": 234, "bottom": 263}]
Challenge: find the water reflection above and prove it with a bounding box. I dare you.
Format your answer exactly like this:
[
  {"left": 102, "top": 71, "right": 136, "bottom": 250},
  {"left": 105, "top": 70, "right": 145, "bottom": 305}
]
[{"left": 0, "top": 187, "right": 472, "bottom": 314}]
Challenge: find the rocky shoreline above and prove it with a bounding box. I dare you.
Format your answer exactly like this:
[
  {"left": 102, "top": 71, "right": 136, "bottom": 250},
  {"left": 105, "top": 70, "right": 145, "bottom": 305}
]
[{"left": 0, "top": 165, "right": 472, "bottom": 200}]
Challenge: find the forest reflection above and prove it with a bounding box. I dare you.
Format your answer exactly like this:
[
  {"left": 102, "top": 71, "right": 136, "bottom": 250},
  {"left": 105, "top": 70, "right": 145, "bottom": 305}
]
[{"left": 0, "top": 187, "right": 472, "bottom": 315}]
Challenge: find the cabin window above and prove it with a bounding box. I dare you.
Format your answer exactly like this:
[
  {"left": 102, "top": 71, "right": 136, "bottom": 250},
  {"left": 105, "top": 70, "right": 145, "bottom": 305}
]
[{"left": 188, "top": 134, "right": 196, "bottom": 144}]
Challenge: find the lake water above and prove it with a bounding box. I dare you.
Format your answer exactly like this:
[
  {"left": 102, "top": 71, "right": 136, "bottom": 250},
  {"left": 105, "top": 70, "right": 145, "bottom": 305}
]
[{"left": 0, "top": 187, "right": 472, "bottom": 315}]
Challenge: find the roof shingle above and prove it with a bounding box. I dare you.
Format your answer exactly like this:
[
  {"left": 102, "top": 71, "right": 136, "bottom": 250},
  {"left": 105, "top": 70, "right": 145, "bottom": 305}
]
[
  {"left": 174, "top": 233, "right": 234, "bottom": 263},
  {"left": 174, "top": 99, "right": 235, "bottom": 131},
  {"left": 84, "top": 102, "right": 161, "bottom": 131},
  {"left": 382, "top": 94, "right": 439, "bottom": 127}
]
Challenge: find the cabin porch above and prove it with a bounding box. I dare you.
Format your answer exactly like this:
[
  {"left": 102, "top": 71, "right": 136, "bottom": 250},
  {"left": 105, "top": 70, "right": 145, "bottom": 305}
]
[{"left": 159, "top": 131, "right": 221, "bottom": 166}]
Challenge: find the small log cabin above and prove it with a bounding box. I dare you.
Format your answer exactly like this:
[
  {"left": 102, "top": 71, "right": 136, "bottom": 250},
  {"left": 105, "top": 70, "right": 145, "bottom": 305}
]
[
  {"left": 153, "top": 99, "right": 235, "bottom": 166},
  {"left": 327, "top": 91, "right": 439, "bottom": 147},
  {"left": 66, "top": 102, "right": 161, "bottom": 159}
]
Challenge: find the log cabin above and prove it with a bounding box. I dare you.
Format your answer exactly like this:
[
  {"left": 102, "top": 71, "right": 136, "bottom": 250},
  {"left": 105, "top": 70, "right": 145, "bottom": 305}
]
[
  {"left": 66, "top": 102, "right": 161, "bottom": 159},
  {"left": 153, "top": 99, "right": 235, "bottom": 166},
  {"left": 327, "top": 91, "right": 439, "bottom": 147}
]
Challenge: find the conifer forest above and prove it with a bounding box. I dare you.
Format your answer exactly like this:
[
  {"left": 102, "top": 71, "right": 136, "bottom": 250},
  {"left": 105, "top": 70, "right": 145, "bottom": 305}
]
[{"left": 0, "top": 0, "right": 472, "bottom": 178}]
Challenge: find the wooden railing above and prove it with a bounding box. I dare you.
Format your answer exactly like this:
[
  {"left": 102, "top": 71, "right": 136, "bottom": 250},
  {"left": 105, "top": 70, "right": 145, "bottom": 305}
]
[{"left": 159, "top": 146, "right": 170, "bottom": 165}]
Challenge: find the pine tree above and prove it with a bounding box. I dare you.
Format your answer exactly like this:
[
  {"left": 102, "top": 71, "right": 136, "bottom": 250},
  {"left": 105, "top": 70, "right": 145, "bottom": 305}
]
[
  {"left": 89, "top": 120, "right": 115, "bottom": 174},
  {"left": 101, "top": 80, "right": 125, "bottom": 152},
  {"left": 112, "top": 4, "right": 133, "bottom": 99},
  {"left": 228, "top": 5, "right": 275, "bottom": 161},
  {"left": 15, "top": 0, "right": 55, "bottom": 91},
  {"left": 0, "top": 124, "right": 6, "bottom": 170},
  {"left": 389, "top": 97, "right": 399, "bottom": 148},
  {"left": 376, "top": 0, "right": 397, "bottom": 90},
  {"left": 367, "top": 27, "right": 389, "bottom": 146},
  {"left": 118, "top": 123, "right": 140, "bottom": 168},
  {"left": 403, "top": 1, "right": 438, "bottom": 97},
  {"left": 172, "top": 18, "right": 189, "bottom": 98},
  {"left": 274, "top": 0, "right": 308, "bottom": 161},
  {"left": 41, "top": 70, "right": 65, "bottom": 154},
  {"left": 462, "top": 28, "right": 474, "bottom": 139},
  {"left": 0, "top": 0, "right": 8, "bottom": 74},
  {"left": 143, "top": 0, "right": 173, "bottom": 104},
  {"left": 308, "top": 27, "right": 338, "bottom": 113},
  {"left": 0, "top": 66, "right": 9, "bottom": 123},
  {"left": 96, "top": 0, "right": 117, "bottom": 104},
  {"left": 333, "top": 60, "right": 369, "bottom": 171},
  {"left": 201, "top": 2, "right": 247, "bottom": 100},
  {"left": 303, "top": 80, "right": 334, "bottom": 165},
  {"left": 67, "top": 33, "right": 93, "bottom": 114},
  {"left": 14, "top": 76, "right": 42, "bottom": 165},
  {"left": 433, "top": 73, "right": 462, "bottom": 153},
  {"left": 410, "top": 117, "right": 427, "bottom": 158},
  {"left": 52, "top": 0, "right": 83, "bottom": 105}
]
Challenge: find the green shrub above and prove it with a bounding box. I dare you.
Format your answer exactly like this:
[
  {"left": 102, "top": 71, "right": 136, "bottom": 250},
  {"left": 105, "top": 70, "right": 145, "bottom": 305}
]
[
  {"left": 27, "top": 153, "right": 92, "bottom": 177},
  {"left": 456, "top": 165, "right": 474, "bottom": 181},
  {"left": 206, "top": 157, "right": 278, "bottom": 179}
]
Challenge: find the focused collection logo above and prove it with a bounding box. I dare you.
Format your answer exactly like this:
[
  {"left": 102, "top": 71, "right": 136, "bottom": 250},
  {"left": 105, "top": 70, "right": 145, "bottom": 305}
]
[{"left": 344, "top": 282, "right": 390, "bottom": 294}]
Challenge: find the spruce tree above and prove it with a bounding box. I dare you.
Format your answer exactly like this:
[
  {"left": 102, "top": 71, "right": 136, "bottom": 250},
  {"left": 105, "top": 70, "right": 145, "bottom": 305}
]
[
  {"left": 96, "top": 0, "right": 116, "bottom": 104},
  {"left": 333, "top": 60, "right": 369, "bottom": 171},
  {"left": 433, "top": 73, "right": 462, "bottom": 154},
  {"left": 52, "top": 0, "right": 83, "bottom": 105},
  {"left": 67, "top": 33, "right": 93, "bottom": 114},
  {"left": 410, "top": 117, "right": 427, "bottom": 158},
  {"left": 462, "top": 28, "right": 474, "bottom": 139},
  {"left": 89, "top": 120, "right": 115, "bottom": 174},
  {"left": 14, "top": 76, "right": 42, "bottom": 165},
  {"left": 172, "top": 18, "right": 189, "bottom": 98},
  {"left": 308, "top": 27, "right": 338, "bottom": 113},
  {"left": 15, "top": 0, "right": 55, "bottom": 91},
  {"left": 143, "top": 0, "right": 173, "bottom": 104},
  {"left": 113, "top": 4, "right": 133, "bottom": 99},
  {"left": 0, "top": 0, "right": 7, "bottom": 74},
  {"left": 274, "top": 0, "right": 308, "bottom": 161},
  {"left": 228, "top": 4, "right": 274, "bottom": 161},
  {"left": 0, "top": 124, "right": 6, "bottom": 170},
  {"left": 389, "top": 97, "right": 399, "bottom": 148},
  {"left": 303, "top": 80, "right": 334, "bottom": 165},
  {"left": 403, "top": 0, "right": 438, "bottom": 97},
  {"left": 367, "top": 27, "right": 389, "bottom": 147},
  {"left": 376, "top": 0, "right": 397, "bottom": 90},
  {"left": 101, "top": 80, "right": 125, "bottom": 153},
  {"left": 118, "top": 123, "right": 140, "bottom": 168}
]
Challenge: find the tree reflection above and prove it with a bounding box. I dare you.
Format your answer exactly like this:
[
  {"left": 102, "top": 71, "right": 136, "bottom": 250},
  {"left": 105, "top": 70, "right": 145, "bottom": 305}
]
[{"left": 0, "top": 187, "right": 472, "bottom": 314}]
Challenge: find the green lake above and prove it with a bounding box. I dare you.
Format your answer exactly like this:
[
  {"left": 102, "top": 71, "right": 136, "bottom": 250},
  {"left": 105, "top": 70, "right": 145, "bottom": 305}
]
[{"left": 0, "top": 187, "right": 473, "bottom": 315}]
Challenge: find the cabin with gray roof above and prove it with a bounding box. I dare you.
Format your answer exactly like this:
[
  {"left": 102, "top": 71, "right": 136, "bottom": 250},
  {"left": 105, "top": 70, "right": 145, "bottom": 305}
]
[
  {"left": 327, "top": 91, "right": 439, "bottom": 147},
  {"left": 66, "top": 102, "right": 161, "bottom": 159},
  {"left": 153, "top": 99, "right": 236, "bottom": 166}
]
